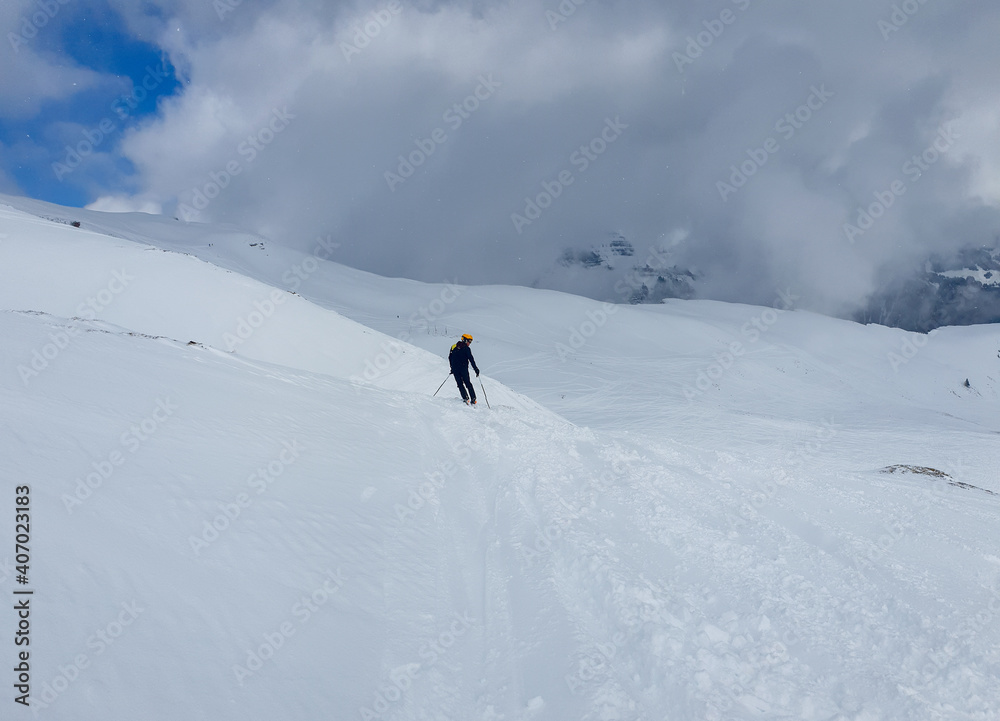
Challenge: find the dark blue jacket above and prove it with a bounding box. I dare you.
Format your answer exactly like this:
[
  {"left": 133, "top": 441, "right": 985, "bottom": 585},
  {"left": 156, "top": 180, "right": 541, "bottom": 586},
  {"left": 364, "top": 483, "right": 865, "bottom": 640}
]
[{"left": 449, "top": 342, "right": 479, "bottom": 376}]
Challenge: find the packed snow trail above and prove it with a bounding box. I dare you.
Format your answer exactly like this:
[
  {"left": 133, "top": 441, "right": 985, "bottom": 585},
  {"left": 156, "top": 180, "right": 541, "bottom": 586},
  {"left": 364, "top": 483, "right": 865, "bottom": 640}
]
[{"left": 1, "top": 196, "right": 1000, "bottom": 720}]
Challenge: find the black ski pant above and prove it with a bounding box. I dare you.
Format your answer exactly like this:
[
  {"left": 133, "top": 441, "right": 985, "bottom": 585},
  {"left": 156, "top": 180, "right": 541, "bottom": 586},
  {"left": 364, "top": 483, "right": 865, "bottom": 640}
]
[{"left": 454, "top": 371, "right": 476, "bottom": 402}]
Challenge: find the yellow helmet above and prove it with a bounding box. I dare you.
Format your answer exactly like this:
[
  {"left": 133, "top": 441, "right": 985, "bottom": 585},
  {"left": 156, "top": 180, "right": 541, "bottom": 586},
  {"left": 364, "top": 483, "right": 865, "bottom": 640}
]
[{"left": 461, "top": 333, "right": 473, "bottom": 342}]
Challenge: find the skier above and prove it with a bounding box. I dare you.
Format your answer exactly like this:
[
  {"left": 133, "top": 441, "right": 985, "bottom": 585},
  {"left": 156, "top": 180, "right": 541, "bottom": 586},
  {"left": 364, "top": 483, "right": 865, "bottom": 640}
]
[{"left": 449, "top": 333, "right": 480, "bottom": 405}]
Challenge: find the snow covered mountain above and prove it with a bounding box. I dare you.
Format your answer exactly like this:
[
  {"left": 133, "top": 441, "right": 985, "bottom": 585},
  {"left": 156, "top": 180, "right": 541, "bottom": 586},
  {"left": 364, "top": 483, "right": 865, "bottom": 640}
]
[
  {"left": 533, "top": 232, "right": 698, "bottom": 306},
  {"left": 1, "top": 194, "right": 1000, "bottom": 720},
  {"left": 938, "top": 246, "right": 1000, "bottom": 288},
  {"left": 857, "top": 245, "right": 1000, "bottom": 332},
  {"left": 537, "top": 231, "right": 1000, "bottom": 335}
]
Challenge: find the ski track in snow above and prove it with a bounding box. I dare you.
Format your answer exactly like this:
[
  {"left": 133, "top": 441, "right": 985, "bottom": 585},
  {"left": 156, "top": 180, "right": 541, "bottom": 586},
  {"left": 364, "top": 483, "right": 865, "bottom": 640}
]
[{"left": 1, "top": 197, "right": 999, "bottom": 720}]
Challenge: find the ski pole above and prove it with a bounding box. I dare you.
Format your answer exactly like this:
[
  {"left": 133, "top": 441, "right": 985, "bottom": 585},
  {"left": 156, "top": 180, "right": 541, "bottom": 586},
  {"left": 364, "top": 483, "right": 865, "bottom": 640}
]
[
  {"left": 479, "top": 378, "right": 491, "bottom": 409},
  {"left": 433, "top": 373, "right": 452, "bottom": 397}
]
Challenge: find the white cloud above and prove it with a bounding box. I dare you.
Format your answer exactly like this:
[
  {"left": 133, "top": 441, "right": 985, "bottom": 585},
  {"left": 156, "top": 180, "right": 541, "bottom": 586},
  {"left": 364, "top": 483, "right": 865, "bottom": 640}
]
[
  {"left": 0, "top": 1, "right": 112, "bottom": 119},
  {"left": 0, "top": 145, "right": 21, "bottom": 194},
  {"left": 86, "top": 195, "right": 163, "bottom": 214},
  {"left": 14, "top": 0, "right": 1000, "bottom": 316}
]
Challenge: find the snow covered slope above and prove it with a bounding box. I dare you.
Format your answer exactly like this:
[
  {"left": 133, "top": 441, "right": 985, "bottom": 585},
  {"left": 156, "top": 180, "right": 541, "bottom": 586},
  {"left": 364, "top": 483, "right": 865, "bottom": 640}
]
[
  {"left": 2, "top": 195, "right": 1000, "bottom": 721},
  {"left": 0, "top": 199, "right": 537, "bottom": 412}
]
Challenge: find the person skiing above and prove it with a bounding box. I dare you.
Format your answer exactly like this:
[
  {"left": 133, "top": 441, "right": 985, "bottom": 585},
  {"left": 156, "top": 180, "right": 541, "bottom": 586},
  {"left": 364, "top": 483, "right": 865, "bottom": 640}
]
[{"left": 449, "top": 333, "right": 480, "bottom": 405}]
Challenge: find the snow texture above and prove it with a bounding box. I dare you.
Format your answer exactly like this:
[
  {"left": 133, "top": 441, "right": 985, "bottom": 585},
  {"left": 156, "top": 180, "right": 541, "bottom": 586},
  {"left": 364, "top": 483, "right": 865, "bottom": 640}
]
[{"left": 1, "top": 195, "right": 999, "bottom": 720}]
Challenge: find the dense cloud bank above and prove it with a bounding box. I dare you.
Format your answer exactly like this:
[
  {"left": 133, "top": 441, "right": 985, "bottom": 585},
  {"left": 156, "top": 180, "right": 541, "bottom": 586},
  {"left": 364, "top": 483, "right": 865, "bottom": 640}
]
[{"left": 2, "top": 0, "right": 999, "bottom": 322}]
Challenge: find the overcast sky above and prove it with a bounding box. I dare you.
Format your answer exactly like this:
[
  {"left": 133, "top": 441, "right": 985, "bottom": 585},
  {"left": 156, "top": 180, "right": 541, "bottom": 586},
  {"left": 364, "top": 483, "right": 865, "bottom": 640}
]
[{"left": 2, "top": 0, "right": 999, "bottom": 315}]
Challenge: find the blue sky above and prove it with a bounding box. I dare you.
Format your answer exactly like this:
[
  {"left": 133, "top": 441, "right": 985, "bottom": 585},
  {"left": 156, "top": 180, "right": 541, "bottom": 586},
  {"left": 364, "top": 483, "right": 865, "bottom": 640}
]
[{"left": 0, "top": 0, "right": 180, "bottom": 206}]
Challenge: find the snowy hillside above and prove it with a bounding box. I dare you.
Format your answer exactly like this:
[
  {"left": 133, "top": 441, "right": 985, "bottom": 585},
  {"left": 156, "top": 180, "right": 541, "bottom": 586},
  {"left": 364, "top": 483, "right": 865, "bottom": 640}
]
[{"left": 2, "top": 195, "right": 1000, "bottom": 721}]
